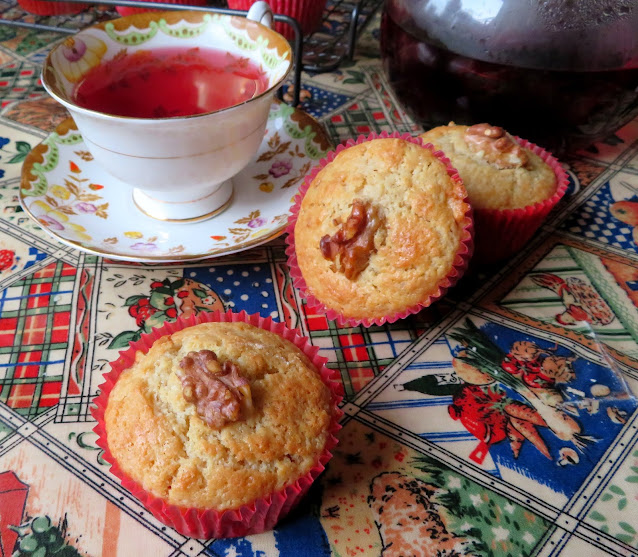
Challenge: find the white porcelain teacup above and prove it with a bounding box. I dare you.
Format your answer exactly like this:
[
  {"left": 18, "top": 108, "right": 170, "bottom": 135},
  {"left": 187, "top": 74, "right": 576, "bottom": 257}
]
[{"left": 42, "top": 4, "right": 292, "bottom": 222}]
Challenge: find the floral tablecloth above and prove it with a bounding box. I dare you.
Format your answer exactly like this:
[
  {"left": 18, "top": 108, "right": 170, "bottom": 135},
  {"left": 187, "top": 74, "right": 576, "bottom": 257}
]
[{"left": 1, "top": 3, "right": 638, "bottom": 556}]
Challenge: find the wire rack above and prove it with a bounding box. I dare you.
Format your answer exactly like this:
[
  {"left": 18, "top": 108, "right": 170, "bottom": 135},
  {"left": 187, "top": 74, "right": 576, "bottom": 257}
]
[{"left": 0, "top": 0, "right": 384, "bottom": 105}]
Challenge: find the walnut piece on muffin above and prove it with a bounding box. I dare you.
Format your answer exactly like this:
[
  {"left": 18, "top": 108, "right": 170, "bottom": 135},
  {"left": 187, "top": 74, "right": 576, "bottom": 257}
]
[
  {"left": 294, "top": 137, "right": 471, "bottom": 321},
  {"left": 104, "top": 321, "right": 334, "bottom": 511},
  {"left": 319, "top": 198, "right": 386, "bottom": 280},
  {"left": 421, "top": 122, "right": 557, "bottom": 210},
  {"left": 178, "top": 349, "right": 253, "bottom": 429}
]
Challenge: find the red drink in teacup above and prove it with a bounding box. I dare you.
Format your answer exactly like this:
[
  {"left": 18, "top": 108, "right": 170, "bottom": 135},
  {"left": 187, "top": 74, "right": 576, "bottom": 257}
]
[{"left": 42, "top": 5, "right": 292, "bottom": 223}]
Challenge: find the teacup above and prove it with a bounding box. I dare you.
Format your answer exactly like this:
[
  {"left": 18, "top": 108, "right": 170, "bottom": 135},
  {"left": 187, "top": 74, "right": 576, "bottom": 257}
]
[{"left": 41, "top": 4, "right": 292, "bottom": 222}]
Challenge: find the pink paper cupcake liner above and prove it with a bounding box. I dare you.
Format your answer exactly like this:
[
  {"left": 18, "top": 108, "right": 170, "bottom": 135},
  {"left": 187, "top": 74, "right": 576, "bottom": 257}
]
[
  {"left": 116, "top": 0, "right": 206, "bottom": 17},
  {"left": 472, "top": 138, "right": 569, "bottom": 264},
  {"left": 227, "top": 0, "right": 327, "bottom": 39},
  {"left": 17, "top": 0, "right": 87, "bottom": 15},
  {"left": 91, "top": 310, "right": 343, "bottom": 539},
  {"left": 285, "top": 131, "right": 475, "bottom": 328}
]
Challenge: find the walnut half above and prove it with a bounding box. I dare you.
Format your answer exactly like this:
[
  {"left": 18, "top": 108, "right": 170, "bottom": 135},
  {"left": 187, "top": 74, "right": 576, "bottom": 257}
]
[
  {"left": 178, "top": 349, "right": 252, "bottom": 429},
  {"left": 319, "top": 199, "right": 385, "bottom": 280},
  {"left": 464, "top": 123, "right": 529, "bottom": 169}
]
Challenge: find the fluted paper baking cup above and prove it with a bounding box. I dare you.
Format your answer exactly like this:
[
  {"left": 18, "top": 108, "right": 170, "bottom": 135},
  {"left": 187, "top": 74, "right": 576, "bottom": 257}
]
[
  {"left": 227, "top": 0, "right": 327, "bottom": 39},
  {"left": 472, "top": 138, "right": 569, "bottom": 264},
  {"left": 116, "top": 0, "right": 206, "bottom": 16},
  {"left": 285, "top": 131, "right": 474, "bottom": 328},
  {"left": 18, "top": 0, "right": 87, "bottom": 15},
  {"left": 92, "top": 310, "right": 343, "bottom": 539}
]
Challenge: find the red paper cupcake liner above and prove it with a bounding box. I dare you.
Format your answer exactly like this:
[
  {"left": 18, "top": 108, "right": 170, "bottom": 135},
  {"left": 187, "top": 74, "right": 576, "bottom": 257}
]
[
  {"left": 17, "top": 0, "right": 87, "bottom": 15},
  {"left": 115, "top": 0, "right": 206, "bottom": 17},
  {"left": 91, "top": 310, "right": 343, "bottom": 539},
  {"left": 472, "top": 138, "right": 569, "bottom": 264},
  {"left": 227, "top": 0, "right": 327, "bottom": 39},
  {"left": 285, "top": 131, "right": 475, "bottom": 328}
]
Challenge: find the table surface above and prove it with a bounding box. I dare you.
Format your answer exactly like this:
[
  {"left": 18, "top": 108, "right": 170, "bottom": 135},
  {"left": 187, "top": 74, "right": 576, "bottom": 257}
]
[{"left": 1, "top": 3, "right": 638, "bottom": 557}]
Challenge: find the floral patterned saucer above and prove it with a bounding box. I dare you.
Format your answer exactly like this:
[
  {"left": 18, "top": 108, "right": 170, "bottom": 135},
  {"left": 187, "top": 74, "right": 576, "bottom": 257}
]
[{"left": 20, "top": 101, "right": 332, "bottom": 262}]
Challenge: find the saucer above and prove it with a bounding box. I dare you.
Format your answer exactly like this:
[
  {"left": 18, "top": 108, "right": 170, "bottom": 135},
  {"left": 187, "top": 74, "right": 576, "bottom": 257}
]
[{"left": 20, "top": 101, "right": 333, "bottom": 263}]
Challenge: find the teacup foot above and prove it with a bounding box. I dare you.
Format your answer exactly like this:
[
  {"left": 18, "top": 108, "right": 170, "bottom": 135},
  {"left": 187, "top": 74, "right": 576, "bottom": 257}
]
[{"left": 132, "top": 180, "right": 234, "bottom": 223}]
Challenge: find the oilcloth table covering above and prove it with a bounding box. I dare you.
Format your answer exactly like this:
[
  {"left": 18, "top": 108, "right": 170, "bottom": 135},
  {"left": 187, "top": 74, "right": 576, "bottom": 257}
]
[{"left": 1, "top": 4, "right": 638, "bottom": 556}]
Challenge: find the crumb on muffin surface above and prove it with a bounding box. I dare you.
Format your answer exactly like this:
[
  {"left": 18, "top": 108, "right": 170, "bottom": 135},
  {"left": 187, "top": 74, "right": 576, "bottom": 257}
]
[
  {"left": 420, "top": 123, "right": 556, "bottom": 210},
  {"left": 294, "top": 138, "right": 470, "bottom": 320},
  {"left": 104, "top": 321, "right": 333, "bottom": 510}
]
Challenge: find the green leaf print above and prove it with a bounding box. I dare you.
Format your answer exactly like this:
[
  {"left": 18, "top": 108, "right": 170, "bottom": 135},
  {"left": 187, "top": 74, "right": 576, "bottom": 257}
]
[
  {"left": 150, "top": 290, "right": 174, "bottom": 310},
  {"left": 402, "top": 375, "right": 463, "bottom": 397},
  {"left": 601, "top": 493, "right": 613, "bottom": 502},
  {"left": 144, "top": 310, "right": 172, "bottom": 331},
  {"left": 6, "top": 141, "right": 32, "bottom": 164},
  {"left": 619, "top": 498, "right": 628, "bottom": 511},
  {"left": 626, "top": 476, "right": 638, "bottom": 483},
  {"left": 124, "top": 294, "right": 147, "bottom": 306},
  {"left": 170, "top": 278, "right": 185, "bottom": 290},
  {"left": 589, "top": 511, "right": 606, "bottom": 522},
  {"left": 617, "top": 533, "right": 634, "bottom": 544},
  {"left": 619, "top": 522, "right": 637, "bottom": 534},
  {"left": 108, "top": 329, "right": 141, "bottom": 349},
  {"left": 11, "top": 140, "right": 31, "bottom": 160},
  {"left": 609, "top": 485, "right": 626, "bottom": 495},
  {"left": 343, "top": 72, "right": 366, "bottom": 85}
]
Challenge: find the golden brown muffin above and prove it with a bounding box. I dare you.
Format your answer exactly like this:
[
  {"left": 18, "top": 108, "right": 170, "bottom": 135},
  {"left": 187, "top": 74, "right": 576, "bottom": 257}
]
[
  {"left": 293, "top": 137, "right": 470, "bottom": 321},
  {"left": 104, "top": 321, "right": 333, "bottom": 511},
  {"left": 420, "top": 123, "right": 556, "bottom": 210}
]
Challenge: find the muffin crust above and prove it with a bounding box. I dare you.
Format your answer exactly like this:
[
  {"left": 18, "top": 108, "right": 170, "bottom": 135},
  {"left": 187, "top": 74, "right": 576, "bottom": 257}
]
[
  {"left": 104, "top": 321, "right": 333, "bottom": 510},
  {"left": 421, "top": 123, "right": 556, "bottom": 210},
  {"left": 294, "top": 138, "right": 470, "bottom": 320}
]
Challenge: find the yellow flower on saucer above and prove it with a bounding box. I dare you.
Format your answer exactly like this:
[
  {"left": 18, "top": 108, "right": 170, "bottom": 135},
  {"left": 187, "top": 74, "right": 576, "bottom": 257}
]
[
  {"left": 50, "top": 185, "right": 71, "bottom": 200},
  {"left": 124, "top": 231, "right": 144, "bottom": 239},
  {"left": 68, "top": 223, "right": 92, "bottom": 242}
]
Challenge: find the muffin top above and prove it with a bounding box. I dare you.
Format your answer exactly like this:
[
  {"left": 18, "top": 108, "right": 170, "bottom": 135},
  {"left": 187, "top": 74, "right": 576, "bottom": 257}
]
[
  {"left": 293, "top": 138, "right": 470, "bottom": 321},
  {"left": 104, "top": 321, "right": 333, "bottom": 510},
  {"left": 420, "top": 123, "right": 556, "bottom": 210}
]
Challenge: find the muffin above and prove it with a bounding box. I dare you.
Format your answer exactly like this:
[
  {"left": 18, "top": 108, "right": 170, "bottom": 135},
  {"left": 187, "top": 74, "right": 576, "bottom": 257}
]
[
  {"left": 286, "top": 133, "right": 474, "bottom": 327},
  {"left": 93, "top": 311, "right": 342, "bottom": 539},
  {"left": 420, "top": 123, "right": 568, "bottom": 263}
]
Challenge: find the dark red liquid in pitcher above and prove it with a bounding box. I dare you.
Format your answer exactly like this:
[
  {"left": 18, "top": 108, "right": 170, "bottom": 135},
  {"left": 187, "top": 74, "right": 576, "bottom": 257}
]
[
  {"left": 73, "top": 46, "right": 269, "bottom": 118},
  {"left": 380, "top": 12, "right": 638, "bottom": 153}
]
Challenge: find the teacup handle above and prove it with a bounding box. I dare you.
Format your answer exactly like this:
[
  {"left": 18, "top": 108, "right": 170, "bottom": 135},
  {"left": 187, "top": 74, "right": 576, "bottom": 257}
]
[{"left": 246, "top": 1, "right": 274, "bottom": 29}]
